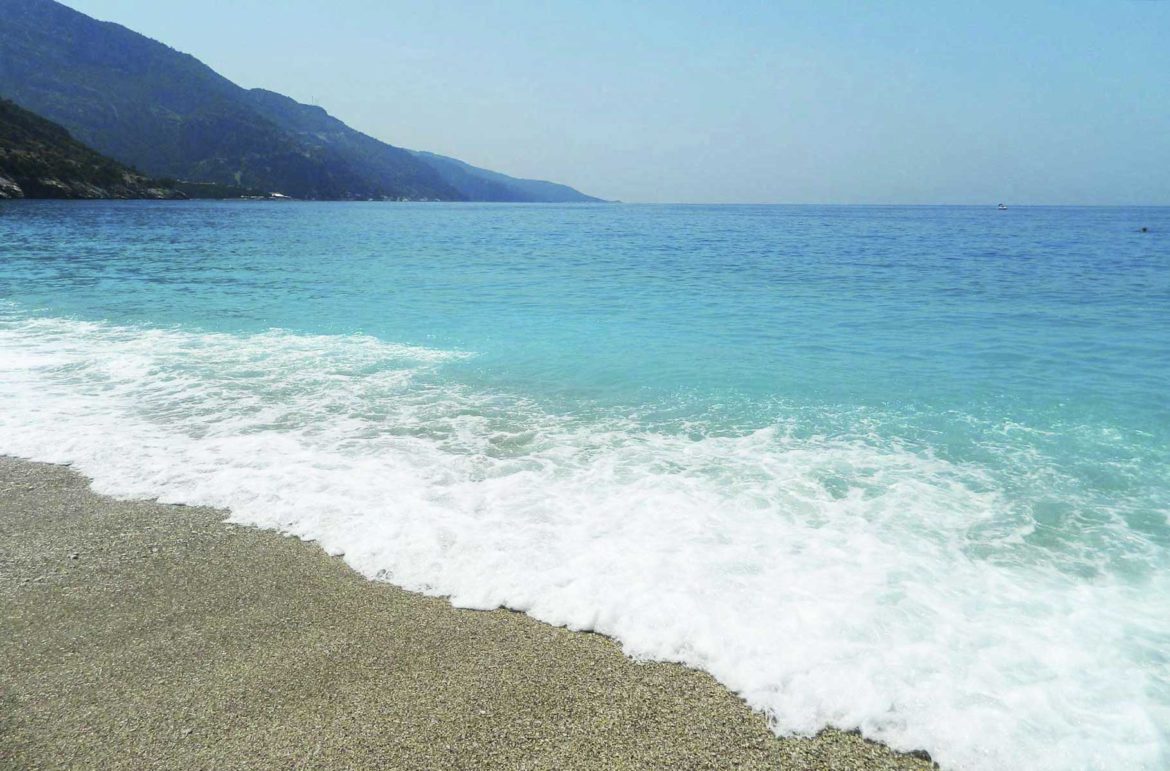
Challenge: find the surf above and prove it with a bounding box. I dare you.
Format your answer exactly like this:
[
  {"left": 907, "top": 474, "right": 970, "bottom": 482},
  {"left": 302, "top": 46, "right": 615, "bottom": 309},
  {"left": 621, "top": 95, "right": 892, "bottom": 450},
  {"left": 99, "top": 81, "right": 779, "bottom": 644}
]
[{"left": 2, "top": 309, "right": 1166, "bottom": 770}]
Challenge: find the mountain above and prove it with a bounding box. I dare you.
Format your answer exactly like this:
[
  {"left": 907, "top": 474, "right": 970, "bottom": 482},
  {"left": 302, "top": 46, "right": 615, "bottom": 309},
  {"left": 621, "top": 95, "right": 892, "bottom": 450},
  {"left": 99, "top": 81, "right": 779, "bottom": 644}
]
[
  {"left": 0, "top": 0, "right": 454, "bottom": 200},
  {"left": 241, "top": 88, "right": 461, "bottom": 201},
  {"left": 413, "top": 152, "right": 603, "bottom": 203},
  {"left": 0, "top": 97, "right": 182, "bottom": 199},
  {"left": 0, "top": 0, "right": 600, "bottom": 202}
]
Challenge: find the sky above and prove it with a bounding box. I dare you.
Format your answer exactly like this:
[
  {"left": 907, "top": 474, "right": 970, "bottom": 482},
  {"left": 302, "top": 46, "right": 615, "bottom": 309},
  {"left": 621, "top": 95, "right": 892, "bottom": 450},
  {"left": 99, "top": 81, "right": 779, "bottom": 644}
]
[{"left": 59, "top": 0, "right": 1170, "bottom": 204}]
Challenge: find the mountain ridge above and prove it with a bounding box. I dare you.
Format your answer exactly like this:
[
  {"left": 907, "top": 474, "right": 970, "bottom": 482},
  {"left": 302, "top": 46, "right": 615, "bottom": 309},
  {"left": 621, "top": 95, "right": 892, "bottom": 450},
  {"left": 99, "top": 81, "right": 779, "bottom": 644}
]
[
  {"left": 0, "top": 0, "right": 600, "bottom": 202},
  {"left": 412, "top": 151, "right": 604, "bottom": 204}
]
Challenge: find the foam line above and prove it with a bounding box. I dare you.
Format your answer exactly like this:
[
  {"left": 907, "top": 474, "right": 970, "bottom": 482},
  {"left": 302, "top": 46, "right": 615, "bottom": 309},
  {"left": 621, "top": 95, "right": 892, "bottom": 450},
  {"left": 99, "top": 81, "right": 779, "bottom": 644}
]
[{"left": 2, "top": 313, "right": 1166, "bottom": 770}]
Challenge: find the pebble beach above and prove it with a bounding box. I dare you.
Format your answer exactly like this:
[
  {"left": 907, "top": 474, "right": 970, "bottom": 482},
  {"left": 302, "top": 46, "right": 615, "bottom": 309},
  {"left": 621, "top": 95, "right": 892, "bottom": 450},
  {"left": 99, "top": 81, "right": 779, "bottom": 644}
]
[{"left": 0, "top": 456, "right": 935, "bottom": 770}]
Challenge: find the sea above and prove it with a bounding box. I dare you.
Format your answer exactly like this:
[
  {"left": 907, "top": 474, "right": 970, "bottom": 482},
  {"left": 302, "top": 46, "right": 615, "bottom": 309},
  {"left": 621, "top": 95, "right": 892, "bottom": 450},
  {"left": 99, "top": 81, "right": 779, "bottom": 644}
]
[{"left": 1, "top": 201, "right": 1167, "bottom": 770}]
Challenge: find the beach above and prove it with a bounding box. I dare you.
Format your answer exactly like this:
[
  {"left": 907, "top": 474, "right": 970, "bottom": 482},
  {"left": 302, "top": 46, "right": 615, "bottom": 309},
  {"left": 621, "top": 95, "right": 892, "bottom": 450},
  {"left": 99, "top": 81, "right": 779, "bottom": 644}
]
[
  {"left": 3, "top": 0, "right": 1170, "bottom": 764},
  {"left": 0, "top": 456, "right": 933, "bottom": 770}
]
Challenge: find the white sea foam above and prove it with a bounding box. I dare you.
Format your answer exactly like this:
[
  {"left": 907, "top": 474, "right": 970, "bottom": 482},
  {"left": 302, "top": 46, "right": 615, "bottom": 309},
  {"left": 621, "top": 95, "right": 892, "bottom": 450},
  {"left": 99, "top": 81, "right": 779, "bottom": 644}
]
[{"left": 1, "top": 314, "right": 1167, "bottom": 770}]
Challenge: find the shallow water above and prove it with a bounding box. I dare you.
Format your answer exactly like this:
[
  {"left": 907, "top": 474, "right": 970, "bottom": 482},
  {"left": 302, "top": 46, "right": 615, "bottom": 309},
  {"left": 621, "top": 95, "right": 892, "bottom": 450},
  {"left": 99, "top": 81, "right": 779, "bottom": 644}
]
[{"left": 2, "top": 201, "right": 1168, "bottom": 769}]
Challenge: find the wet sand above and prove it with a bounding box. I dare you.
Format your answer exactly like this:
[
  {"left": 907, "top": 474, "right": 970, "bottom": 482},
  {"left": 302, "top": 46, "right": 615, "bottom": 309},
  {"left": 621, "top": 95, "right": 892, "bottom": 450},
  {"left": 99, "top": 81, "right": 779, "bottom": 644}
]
[{"left": 0, "top": 456, "right": 935, "bottom": 770}]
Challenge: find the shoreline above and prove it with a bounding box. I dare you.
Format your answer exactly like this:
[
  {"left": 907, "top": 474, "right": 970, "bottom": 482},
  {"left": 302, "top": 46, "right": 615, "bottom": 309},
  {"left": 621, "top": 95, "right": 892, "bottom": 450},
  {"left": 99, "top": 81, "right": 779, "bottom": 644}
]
[{"left": 0, "top": 455, "right": 935, "bottom": 769}]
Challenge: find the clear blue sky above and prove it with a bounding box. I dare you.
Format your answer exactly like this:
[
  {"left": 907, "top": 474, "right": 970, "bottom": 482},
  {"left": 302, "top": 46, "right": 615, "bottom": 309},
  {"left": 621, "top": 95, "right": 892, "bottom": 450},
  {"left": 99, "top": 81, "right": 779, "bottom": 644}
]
[{"left": 60, "top": 0, "right": 1170, "bottom": 204}]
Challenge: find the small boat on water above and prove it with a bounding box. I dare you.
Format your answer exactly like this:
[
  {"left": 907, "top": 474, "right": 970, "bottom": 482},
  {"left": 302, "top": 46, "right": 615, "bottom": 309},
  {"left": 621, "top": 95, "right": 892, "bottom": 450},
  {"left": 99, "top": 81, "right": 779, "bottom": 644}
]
[{"left": 997, "top": 203, "right": 1008, "bottom": 210}]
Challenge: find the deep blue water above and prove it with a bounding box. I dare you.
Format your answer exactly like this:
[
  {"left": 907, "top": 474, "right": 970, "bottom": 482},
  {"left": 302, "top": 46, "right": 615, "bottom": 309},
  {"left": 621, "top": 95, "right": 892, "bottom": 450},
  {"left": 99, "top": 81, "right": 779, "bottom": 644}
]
[{"left": 2, "top": 201, "right": 1168, "bottom": 769}]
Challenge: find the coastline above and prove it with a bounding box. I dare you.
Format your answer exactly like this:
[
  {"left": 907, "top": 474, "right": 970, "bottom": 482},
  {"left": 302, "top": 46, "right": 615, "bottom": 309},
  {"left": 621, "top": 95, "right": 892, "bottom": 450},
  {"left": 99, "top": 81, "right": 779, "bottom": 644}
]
[{"left": 0, "top": 455, "right": 934, "bottom": 770}]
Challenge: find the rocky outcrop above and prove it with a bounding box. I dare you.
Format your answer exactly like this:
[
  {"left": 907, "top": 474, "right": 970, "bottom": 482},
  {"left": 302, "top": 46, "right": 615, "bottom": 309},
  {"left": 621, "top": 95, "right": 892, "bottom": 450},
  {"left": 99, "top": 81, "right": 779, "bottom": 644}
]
[
  {"left": 4, "top": 170, "right": 186, "bottom": 199},
  {"left": 0, "top": 98, "right": 186, "bottom": 200},
  {"left": 0, "top": 172, "right": 23, "bottom": 198}
]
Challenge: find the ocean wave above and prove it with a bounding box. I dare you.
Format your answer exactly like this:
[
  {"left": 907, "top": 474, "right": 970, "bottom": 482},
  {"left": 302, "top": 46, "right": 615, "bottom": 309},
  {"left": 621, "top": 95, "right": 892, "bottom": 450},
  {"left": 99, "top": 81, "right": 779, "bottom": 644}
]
[{"left": 1, "top": 313, "right": 1167, "bottom": 770}]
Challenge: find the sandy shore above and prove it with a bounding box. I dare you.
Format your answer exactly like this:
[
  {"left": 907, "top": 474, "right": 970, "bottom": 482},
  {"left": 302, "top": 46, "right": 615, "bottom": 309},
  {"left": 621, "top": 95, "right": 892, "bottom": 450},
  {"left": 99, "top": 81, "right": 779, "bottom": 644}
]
[{"left": 0, "top": 456, "right": 935, "bottom": 770}]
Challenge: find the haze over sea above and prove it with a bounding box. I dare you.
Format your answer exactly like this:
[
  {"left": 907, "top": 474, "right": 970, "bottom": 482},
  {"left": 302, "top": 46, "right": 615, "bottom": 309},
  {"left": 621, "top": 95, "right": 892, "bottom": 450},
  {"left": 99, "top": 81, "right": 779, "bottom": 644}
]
[{"left": 1, "top": 201, "right": 1168, "bottom": 769}]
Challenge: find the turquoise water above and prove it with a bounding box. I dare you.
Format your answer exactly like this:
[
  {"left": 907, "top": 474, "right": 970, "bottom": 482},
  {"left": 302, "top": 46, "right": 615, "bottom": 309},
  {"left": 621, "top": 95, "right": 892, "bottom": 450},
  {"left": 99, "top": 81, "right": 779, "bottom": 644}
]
[{"left": 1, "top": 201, "right": 1168, "bottom": 769}]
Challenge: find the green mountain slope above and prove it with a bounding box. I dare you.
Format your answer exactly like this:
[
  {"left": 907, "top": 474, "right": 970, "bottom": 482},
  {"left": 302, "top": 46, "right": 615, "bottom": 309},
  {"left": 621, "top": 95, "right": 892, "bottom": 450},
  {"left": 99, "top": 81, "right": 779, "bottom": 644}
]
[
  {"left": 0, "top": 0, "right": 599, "bottom": 202},
  {"left": 0, "top": 97, "right": 182, "bottom": 198}
]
